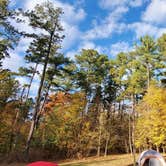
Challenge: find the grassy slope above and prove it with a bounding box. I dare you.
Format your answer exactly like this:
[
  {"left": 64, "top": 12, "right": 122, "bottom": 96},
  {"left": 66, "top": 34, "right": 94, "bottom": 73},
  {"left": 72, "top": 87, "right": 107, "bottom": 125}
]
[
  {"left": 59, "top": 154, "right": 134, "bottom": 166},
  {"left": 0, "top": 154, "right": 135, "bottom": 166}
]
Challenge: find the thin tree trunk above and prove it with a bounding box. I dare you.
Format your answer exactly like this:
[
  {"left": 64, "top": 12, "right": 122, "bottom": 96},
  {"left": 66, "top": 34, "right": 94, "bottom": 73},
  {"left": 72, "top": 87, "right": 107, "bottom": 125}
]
[
  {"left": 97, "top": 124, "right": 102, "bottom": 157},
  {"left": 11, "top": 87, "right": 25, "bottom": 151},
  {"left": 131, "top": 95, "right": 136, "bottom": 166},
  {"left": 163, "top": 146, "right": 165, "bottom": 154},
  {"left": 125, "top": 139, "right": 129, "bottom": 154},
  {"left": 25, "top": 62, "right": 48, "bottom": 155},
  {"left": 104, "top": 134, "right": 109, "bottom": 157},
  {"left": 146, "top": 65, "right": 150, "bottom": 89},
  {"left": 97, "top": 104, "right": 102, "bottom": 157},
  {"left": 42, "top": 125, "right": 46, "bottom": 150},
  {"left": 8, "top": 109, "right": 20, "bottom": 153},
  {"left": 156, "top": 145, "right": 159, "bottom": 152},
  {"left": 36, "top": 83, "right": 51, "bottom": 128},
  {"left": 25, "top": 29, "right": 55, "bottom": 156},
  {"left": 129, "top": 111, "right": 133, "bottom": 155},
  {"left": 26, "top": 63, "right": 38, "bottom": 100},
  {"left": 20, "top": 86, "right": 26, "bottom": 100},
  {"left": 104, "top": 104, "right": 111, "bottom": 157}
]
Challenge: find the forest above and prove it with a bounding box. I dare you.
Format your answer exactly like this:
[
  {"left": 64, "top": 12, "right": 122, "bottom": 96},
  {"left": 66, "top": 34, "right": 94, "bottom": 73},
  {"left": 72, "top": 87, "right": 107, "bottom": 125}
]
[{"left": 0, "top": 0, "right": 166, "bottom": 164}]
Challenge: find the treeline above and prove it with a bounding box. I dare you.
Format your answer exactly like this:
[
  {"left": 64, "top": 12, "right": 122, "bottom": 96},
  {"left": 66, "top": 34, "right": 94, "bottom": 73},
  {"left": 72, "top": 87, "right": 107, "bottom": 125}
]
[{"left": 0, "top": 0, "right": 166, "bottom": 162}]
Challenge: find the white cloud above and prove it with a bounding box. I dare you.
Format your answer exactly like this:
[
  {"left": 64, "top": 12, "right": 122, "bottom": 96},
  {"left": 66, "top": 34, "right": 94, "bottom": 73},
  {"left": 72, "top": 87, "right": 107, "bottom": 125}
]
[
  {"left": 129, "top": 0, "right": 144, "bottom": 7},
  {"left": 14, "top": 38, "right": 33, "bottom": 53},
  {"left": 74, "top": 0, "right": 85, "bottom": 7},
  {"left": 9, "top": 1, "right": 17, "bottom": 7},
  {"left": 99, "top": 0, "right": 128, "bottom": 9},
  {"left": 79, "top": 41, "right": 96, "bottom": 50},
  {"left": 16, "top": 77, "right": 28, "bottom": 86},
  {"left": 83, "top": 6, "right": 128, "bottom": 40},
  {"left": 66, "top": 41, "right": 97, "bottom": 60},
  {"left": 23, "top": 0, "right": 86, "bottom": 51},
  {"left": 66, "top": 40, "right": 110, "bottom": 60},
  {"left": 110, "top": 42, "right": 131, "bottom": 57},
  {"left": 5, "top": 0, "right": 86, "bottom": 72},
  {"left": 29, "top": 80, "right": 40, "bottom": 98},
  {"left": 62, "top": 23, "right": 81, "bottom": 51},
  {"left": 79, "top": 41, "right": 109, "bottom": 54},
  {"left": 2, "top": 51, "right": 26, "bottom": 72},
  {"left": 99, "top": 0, "right": 144, "bottom": 9},
  {"left": 66, "top": 50, "right": 78, "bottom": 60},
  {"left": 107, "top": 6, "right": 129, "bottom": 21},
  {"left": 129, "top": 22, "right": 166, "bottom": 38},
  {"left": 24, "top": 0, "right": 86, "bottom": 24},
  {"left": 126, "top": 0, "right": 166, "bottom": 39},
  {"left": 142, "top": 0, "right": 166, "bottom": 25}
]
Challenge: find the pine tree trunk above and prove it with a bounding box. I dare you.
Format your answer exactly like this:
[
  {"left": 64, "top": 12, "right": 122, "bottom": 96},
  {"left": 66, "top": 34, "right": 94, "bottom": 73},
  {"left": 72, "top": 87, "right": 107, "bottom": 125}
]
[
  {"left": 125, "top": 139, "right": 129, "bottom": 154},
  {"left": 97, "top": 103, "right": 103, "bottom": 157},
  {"left": 25, "top": 29, "right": 55, "bottom": 156},
  {"left": 104, "top": 134, "right": 109, "bottom": 157},
  {"left": 146, "top": 65, "right": 150, "bottom": 89},
  {"left": 8, "top": 109, "right": 20, "bottom": 153},
  {"left": 36, "top": 83, "right": 51, "bottom": 128},
  {"left": 163, "top": 146, "right": 165, "bottom": 154},
  {"left": 156, "top": 146, "right": 159, "bottom": 152},
  {"left": 25, "top": 62, "right": 48, "bottom": 156},
  {"left": 131, "top": 95, "right": 136, "bottom": 166},
  {"left": 97, "top": 125, "right": 102, "bottom": 157},
  {"left": 26, "top": 63, "right": 38, "bottom": 100},
  {"left": 13, "top": 87, "right": 26, "bottom": 151},
  {"left": 42, "top": 126, "right": 45, "bottom": 150},
  {"left": 129, "top": 111, "right": 133, "bottom": 155}
]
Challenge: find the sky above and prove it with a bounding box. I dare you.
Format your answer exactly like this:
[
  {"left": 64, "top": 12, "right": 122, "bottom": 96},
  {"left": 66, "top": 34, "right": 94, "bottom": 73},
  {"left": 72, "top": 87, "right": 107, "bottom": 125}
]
[{"left": 2, "top": 0, "right": 166, "bottom": 96}]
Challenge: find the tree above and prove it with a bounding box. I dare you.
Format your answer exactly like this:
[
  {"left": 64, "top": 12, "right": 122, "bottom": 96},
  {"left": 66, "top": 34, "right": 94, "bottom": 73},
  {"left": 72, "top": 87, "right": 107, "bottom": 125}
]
[
  {"left": 134, "top": 36, "right": 163, "bottom": 89},
  {"left": 24, "top": 1, "right": 67, "bottom": 155},
  {"left": 39, "top": 92, "right": 90, "bottom": 158},
  {"left": 0, "top": 0, "right": 20, "bottom": 66},
  {"left": 75, "top": 49, "right": 110, "bottom": 112},
  {"left": 110, "top": 51, "right": 148, "bottom": 165},
  {"left": 135, "top": 85, "right": 166, "bottom": 152},
  {"left": 157, "top": 34, "right": 166, "bottom": 86},
  {"left": 0, "top": 69, "right": 19, "bottom": 109},
  {"left": 75, "top": 49, "right": 112, "bottom": 156}
]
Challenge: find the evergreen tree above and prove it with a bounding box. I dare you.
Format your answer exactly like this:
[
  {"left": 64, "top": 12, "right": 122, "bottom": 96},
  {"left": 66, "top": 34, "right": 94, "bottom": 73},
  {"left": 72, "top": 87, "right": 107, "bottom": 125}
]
[
  {"left": 0, "top": 0, "right": 20, "bottom": 66},
  {"left": 23, "top": 1, "right": 67, "bottom": 154}
]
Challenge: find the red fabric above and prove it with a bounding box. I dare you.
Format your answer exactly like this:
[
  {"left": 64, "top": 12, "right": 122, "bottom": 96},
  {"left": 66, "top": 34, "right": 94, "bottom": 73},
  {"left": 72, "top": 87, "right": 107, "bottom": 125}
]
[{"left": 27, "top": 161, "right": 58, "bottom": 166}]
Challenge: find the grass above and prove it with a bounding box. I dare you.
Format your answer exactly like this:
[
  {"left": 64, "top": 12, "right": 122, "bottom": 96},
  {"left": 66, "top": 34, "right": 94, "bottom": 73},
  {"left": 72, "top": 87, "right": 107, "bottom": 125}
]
[
  {"left": 59, "top": 154, "right": 135, "bottom": 166},
  {"left": 0, "top": 154, "right": 135, "bottom": 166}
]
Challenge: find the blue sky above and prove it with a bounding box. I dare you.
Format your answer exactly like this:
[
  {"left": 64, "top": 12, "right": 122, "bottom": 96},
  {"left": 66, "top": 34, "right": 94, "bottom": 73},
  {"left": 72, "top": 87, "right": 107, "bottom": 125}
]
[{"left": 2, "top": 0, "right": 166, "bottom": 95}]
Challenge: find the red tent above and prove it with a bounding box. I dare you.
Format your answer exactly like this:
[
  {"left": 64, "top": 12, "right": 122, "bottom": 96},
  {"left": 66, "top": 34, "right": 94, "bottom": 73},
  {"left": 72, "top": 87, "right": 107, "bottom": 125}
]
[{"left": 27, "top": 161, "right": 58, "bottom": 166}]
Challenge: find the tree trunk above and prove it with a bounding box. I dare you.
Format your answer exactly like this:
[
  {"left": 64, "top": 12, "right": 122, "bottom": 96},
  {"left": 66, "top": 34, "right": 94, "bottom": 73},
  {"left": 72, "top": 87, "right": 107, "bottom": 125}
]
[
  {"left": 156, "top": 145, "right": 159, "bottom": 152},
  {"left": 163, "top": 146, "right": 165, "bottom": 154},
  {"left": 131, "top": 95, "right": 136, "bottom": 166},
  {"left": 129, "top": 111, "right": 133, "bottom": 155},
  {"left": 36, "top": 83, "right": 51, "bottom": 128},
  {"left": 97, "top": 124, "right": 102, "bottom": 157},
  {"left": 8, "top": 108, "right": 20, "bottom": 153},
  {"left": 146, "top": 65, "right": 150, "bottom": 89},
  {"left": 125, "top": 139, "right": 129, "bottom": 154},
  {"left": 25, "top": 29, "right": 55, "bottom": 156},
  {"left": 20, "top": 86, "right": 26, "bottom": 100},
  {"left": 42, "top": 125, "right": 46, "bottom": 150},
  {"left": 26, "top": 63, "right": 38, "bottom": 100},
  {"left": 104, "top": 134, "right": 109, "bottom": 157},
  {"left": 97, "top": 104, "right": 102, "bottom": 157}
]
